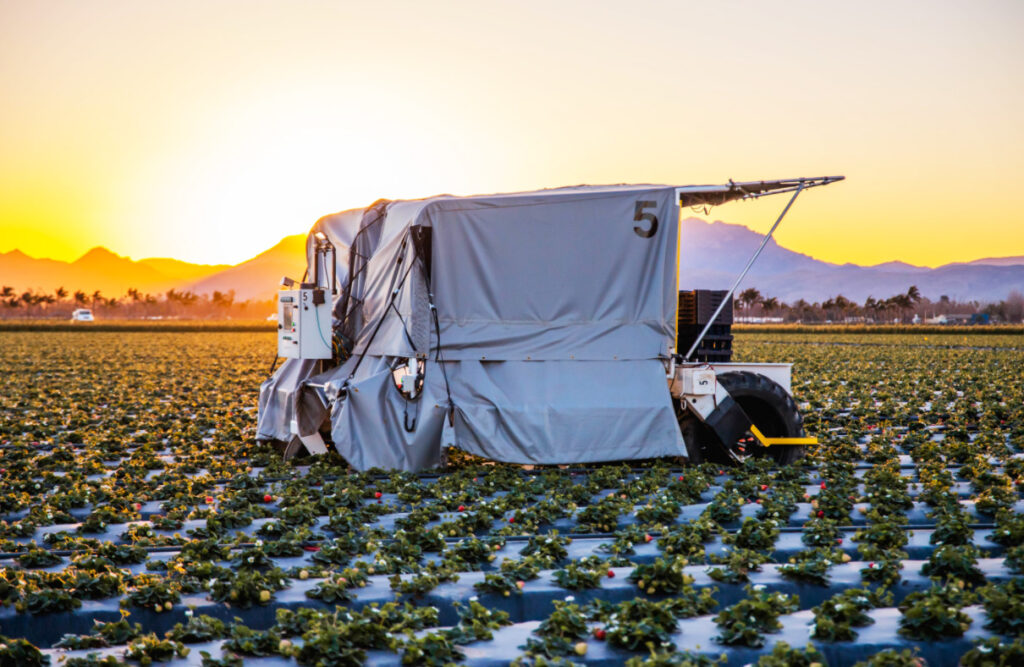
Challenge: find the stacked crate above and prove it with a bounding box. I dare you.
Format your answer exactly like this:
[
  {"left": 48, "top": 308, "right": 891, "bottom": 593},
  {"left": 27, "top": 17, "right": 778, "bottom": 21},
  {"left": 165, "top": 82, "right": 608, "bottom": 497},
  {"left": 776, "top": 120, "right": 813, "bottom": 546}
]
[{"left": 677, "top": 289, "right": 733, "bottom": 362}]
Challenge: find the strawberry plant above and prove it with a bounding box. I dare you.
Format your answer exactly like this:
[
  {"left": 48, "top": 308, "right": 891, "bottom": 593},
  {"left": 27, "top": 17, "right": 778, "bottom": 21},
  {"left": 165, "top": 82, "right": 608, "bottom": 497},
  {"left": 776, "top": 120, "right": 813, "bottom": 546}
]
[
  {"left": 629, "top": 555, "right": 694, "bottom": 595},
  {"left": 811, "top": 587, "right": 891, "bottom": 641},
  {"left": 990, "top": 508, "right": 1024, "bottom": 546},
  {"left": 921, "top": 544, "right": 986, "bottom": 586},
  {"left": 706, "top": 548, "right": 768, "bottom": 583},
  {"left": 553, "top": 560, "right": 604, "bottom": 590},
  {"left": 753, "top": 641, "right": 827, "bottom": 666},
  {"left": 166, "top": 612, "right": 229, "bottom": 643},
  {"left": 960, "top": 637, "right": 1024, "bottom": 667},
  {"left": 0, "top": 634, "right": 48, "bottom": 666},
  {"left": 605, "top": 597, "right": 680, "bottom": 651},
  {"left": 779, "top": 546, "right": 850, "bottom": 586},
  {"left": 221, "top": 624, "right": 282, "bottom": 657},
  {"left": 852, "top": 648, "right": 925, "bottom": 666},
  {"left": 978, "top": 577, "right": 1024, "bottom": 636},
  {"left": 305, "top": 570, "right": 366, "bottom": 603},
  {"left": 929, "top": 508, "right": 974, "bottom": 546},
  {"left": 520, "top": 532, "right": 570, "bottom": 565},
  {"left": 123, "top": 634, "right": 190, "bottom": 664},
  {"left": 728, "top": 517, "right": 779, "bottom": 551},
  {"left": 801, "top": 515, "right": 842, "bottom": 547},
  {"left": 399, "top": 631, "right": 463, "bottom": 667},
  {"left": 714, "top": 586, "right": 798, "bottom": 647},
  {"left": 521, "top": 599, "right": 589, "bottom": 658},
  {"left": 209, "top": 567, "right": 287, "bottom": 608},
  {"left": 898, "top": 583, "right": 974, "bottom": 640},
  {"left": 447, "top": 599, "right": 510, "bottom": 644},
  {"left": 17, "top": 545, "right": 62, "bottom": 569}
]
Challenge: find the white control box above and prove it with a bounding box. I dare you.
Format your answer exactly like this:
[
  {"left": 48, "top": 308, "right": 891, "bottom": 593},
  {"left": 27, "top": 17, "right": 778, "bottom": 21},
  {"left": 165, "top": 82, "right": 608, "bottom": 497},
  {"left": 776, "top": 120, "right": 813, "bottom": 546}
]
[
  {"left": 277, "top": 289, "right": 333, "bottom": 359},
  {"left": 681, "top": 368, "right": 717, "bottom": 395}
]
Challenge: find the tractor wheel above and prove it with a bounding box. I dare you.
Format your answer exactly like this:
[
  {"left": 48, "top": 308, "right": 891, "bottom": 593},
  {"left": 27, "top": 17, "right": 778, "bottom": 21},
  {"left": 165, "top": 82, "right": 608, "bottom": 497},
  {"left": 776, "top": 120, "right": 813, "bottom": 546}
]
[{"left": 680, "top": 371, "right": 806, "bottom": 466}]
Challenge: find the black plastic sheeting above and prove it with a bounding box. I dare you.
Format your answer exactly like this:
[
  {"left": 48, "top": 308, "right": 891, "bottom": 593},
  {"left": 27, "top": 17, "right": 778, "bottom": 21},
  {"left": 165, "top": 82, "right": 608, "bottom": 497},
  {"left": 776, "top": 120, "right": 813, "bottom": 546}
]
[
  {"left": 45, "top": 605, "right": 1006, "bottom": 667},
  {"left": 22, "top": 556, "right": 1012, "bottom": 649}
]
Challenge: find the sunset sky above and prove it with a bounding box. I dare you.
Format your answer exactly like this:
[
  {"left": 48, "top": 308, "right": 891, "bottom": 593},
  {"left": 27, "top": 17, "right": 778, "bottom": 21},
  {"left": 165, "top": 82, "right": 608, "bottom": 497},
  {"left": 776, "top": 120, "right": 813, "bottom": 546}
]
[{"left": 1, "top": 1, "right": 1022, "bottom": 268}]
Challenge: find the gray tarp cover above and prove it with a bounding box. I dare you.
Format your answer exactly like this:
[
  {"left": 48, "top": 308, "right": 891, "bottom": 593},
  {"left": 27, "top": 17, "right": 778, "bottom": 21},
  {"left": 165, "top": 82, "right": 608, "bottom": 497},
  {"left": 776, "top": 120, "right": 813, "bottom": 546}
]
[{"left": 258, "top": 185, "right": 686, "bottom": 470}]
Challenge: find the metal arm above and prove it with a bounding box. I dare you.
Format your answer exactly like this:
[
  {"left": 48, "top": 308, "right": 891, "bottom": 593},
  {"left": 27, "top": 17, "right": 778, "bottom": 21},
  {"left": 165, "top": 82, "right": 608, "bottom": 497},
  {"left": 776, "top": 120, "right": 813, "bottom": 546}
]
[{"left": 682, "top": 182, "right": 806, "bottom": 361}]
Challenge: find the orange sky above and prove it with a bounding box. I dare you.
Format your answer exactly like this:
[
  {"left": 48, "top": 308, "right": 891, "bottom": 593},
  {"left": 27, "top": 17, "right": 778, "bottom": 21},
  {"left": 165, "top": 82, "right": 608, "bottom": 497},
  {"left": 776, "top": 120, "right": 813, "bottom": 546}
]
[{"left": 1, "top": 1, "right": 1022, "bottom": 267}]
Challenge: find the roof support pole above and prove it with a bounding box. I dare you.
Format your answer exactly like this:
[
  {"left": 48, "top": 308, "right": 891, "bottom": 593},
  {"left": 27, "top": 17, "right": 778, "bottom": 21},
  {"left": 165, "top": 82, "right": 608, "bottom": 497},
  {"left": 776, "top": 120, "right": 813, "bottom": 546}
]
[{"left": 682, "top": 182, "right": 805, "bottom": 361}]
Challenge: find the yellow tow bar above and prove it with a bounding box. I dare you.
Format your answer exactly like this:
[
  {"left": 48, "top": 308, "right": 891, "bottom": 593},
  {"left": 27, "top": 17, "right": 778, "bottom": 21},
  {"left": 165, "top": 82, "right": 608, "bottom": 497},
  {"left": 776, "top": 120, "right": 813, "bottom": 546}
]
[{"left": 749, "top": 424, "right": 818, "bottom": 447}]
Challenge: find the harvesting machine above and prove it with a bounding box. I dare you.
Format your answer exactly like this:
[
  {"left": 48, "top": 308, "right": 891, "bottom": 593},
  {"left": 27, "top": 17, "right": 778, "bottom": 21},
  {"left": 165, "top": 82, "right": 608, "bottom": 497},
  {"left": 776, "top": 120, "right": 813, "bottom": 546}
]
[{"left": 258, "top": 177, "right": 843, "bottom": 471}]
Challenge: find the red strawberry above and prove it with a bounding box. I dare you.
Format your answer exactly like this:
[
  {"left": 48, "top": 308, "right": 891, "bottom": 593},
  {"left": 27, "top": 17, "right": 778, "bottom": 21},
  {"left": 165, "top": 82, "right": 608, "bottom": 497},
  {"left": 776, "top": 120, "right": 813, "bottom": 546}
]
[
  {"left": 760, "top": 484, "right": 768, "bottom": 491},
  {"left": 457, "top": 505, "right": 466, "bottom": 512},
  {"left": 644, "top": 533, "right": 653, "bottom": 543},
  {"left": 606, "top": 570, "right": 615, "bottom": 578},
  {"left": 263, "top": 494, "right": 273, "bottom": 503},
  {"left": 204, "top": 496, "right": 214, "bottom": 504},
  {"left": 594, "top": 628, "right": 606, "bottom": 640},
  {"left": 508, "top": 516, "right": 515, "bottom": 523},
  {"left": 678, "top": 475, "right": 685, "bottom": 482},
  {"left": 134, "top": 503, "right": 142, "bottom": 512},
  {"left": 374, "top": 491, "right": 382, "bottom": 499},
  {"left": 302, "top": 545, "right": 320, "bottom": 552},
  {"left": 817, "top": 510, "right": 825, "bottom": 518},
  {"left": 820, "top": 482, "right": 827, "bottom": 489},
  {"left": 836, "top": 538, "right": 843, "bottom": 545}
]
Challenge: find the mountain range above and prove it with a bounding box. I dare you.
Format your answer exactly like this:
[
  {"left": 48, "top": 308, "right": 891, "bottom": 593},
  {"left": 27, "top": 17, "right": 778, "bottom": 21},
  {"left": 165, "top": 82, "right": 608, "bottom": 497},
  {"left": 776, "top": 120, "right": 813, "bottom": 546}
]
[
  {"left": 2, "top": 219, "right": 1022, "bottom": 304},
  {"left": 676, "top": 218, "right": 1024, "bottom": 303}
]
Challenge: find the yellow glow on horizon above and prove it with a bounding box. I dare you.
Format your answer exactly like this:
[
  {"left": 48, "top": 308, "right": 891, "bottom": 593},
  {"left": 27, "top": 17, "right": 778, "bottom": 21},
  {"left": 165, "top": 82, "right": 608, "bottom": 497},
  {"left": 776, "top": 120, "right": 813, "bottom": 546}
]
[{"left": 1, "top": 1, "right": 1022, "bottom": 268}]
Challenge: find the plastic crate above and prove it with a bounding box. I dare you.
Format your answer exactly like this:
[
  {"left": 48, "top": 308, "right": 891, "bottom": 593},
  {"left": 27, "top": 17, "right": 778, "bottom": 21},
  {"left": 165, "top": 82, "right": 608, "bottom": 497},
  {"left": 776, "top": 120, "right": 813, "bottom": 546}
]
[
  {"left": 677, "top": 290, "right": 733, "bottom": 326},
  {"left": 677, "top": 291, "right": 734, "bottom": 362}
]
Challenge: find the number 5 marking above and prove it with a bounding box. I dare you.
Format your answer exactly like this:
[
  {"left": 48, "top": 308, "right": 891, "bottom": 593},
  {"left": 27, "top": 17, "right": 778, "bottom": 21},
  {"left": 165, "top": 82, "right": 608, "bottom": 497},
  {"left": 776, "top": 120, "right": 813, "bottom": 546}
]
[{"left": 634, "top": 201, "right": 658, "bottom": 238}]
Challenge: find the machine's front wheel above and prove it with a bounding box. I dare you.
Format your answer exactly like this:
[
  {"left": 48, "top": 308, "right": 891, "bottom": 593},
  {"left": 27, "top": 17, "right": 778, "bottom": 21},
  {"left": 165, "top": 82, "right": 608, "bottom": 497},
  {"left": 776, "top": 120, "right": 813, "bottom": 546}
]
[{"left": 680, "top": 371, "right": 806, "bottom": 465}]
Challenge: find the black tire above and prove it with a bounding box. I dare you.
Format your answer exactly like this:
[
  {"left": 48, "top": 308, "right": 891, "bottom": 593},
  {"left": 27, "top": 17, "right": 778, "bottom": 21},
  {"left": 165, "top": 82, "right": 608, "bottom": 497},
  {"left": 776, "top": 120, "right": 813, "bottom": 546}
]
[{"left": 680, "top": 371, "right": 806, "bottom": 466}]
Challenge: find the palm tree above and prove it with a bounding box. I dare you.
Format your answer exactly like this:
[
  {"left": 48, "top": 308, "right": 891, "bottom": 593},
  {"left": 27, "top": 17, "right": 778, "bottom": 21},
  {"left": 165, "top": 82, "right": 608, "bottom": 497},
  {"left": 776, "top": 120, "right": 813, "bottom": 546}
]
[
  {"left": 1, "top": 286, "right": 14, "bottom": 299},
  {"left": 54, "top": 286, "right": 68, "bottom": 301},
  {"left": 73, "top": 290, "right": 88, "bottom": 306},
  {"left": 791, "top": 298, "right": 811, "bottom": 322},
  {"left": 762, "top": 296, "right": 780, "bottom": 315},
  {"left": 738, "top": 288, "right": 762, "bottom": 315}
]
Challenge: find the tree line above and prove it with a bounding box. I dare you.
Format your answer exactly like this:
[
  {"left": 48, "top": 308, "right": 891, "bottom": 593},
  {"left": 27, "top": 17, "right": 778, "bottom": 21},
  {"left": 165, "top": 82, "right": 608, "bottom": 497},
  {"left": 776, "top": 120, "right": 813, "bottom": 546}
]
[
  {"left": 0, "top": 286, "right": 274, "bottom": 320},
  {"left": 735, "top": 286, "right": 1024, "bottom": 324}
]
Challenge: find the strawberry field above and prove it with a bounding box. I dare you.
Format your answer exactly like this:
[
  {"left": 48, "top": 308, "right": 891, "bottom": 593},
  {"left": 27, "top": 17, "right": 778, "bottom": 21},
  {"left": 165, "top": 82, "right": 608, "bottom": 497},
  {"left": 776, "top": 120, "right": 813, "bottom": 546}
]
[{"left": 0, "top": 330, "right": 1022, "bottom": 666}]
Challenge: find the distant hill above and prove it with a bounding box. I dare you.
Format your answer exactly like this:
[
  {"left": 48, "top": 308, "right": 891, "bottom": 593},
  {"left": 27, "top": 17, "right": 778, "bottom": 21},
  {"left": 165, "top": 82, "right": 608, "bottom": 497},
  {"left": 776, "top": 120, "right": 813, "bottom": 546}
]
[
  {"left": 0, "top": 247, "right": 225, "bottom": 297},
  {"left": 2, "top": 219, "right": 1021, "bottom": 304},
  {"left": 137, "top": 257, "right": 230, "bottom": 282},
  {"left": 187, "top": 235, "right": 307, "bottom": 301},
  {"left": 678, "top": 217, "right": 1024, "bottom": 303},
  {"left": 964, "top": 256, "right": 1024, "bottom": 267}
]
